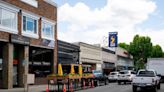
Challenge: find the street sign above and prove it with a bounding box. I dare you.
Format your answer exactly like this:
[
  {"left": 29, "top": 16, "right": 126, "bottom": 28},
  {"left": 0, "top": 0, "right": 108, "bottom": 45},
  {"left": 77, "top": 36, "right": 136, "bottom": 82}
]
[{"left": 108, "top": 32, "right": 118, "bottom": 47}]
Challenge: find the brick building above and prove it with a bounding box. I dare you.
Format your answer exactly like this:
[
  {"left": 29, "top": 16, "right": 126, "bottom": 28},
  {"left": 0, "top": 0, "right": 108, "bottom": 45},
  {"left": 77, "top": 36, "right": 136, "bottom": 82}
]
[{"left": 0, "top": 0, "right": 57, "bottom": 89}]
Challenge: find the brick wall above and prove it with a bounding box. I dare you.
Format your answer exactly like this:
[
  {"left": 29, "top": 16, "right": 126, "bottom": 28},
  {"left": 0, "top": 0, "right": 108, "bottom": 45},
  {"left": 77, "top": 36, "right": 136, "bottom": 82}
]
[{"left": 0, "top": 0, "right": 57, "bottom": 48}]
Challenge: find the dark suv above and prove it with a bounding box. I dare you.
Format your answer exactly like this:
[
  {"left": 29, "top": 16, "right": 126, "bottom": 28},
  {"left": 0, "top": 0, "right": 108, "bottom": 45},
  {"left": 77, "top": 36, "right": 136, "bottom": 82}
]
[{"left": 92, "top": 70, "right": 109, "bottom": 86}]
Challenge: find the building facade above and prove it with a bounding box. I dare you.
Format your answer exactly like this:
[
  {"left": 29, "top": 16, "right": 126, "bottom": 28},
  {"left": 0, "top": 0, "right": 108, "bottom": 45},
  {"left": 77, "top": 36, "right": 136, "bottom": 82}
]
[
  {"left": 0, "top": 0, "right": 57, "bottom": 88},
  {"left": 116, "top": 47, "right": 134, "bottom": 71},
  {"left": 101, "top": 47, "right": 117, "bottom": 75},
  {"left": 58, "top": 40, "right": 80, "bottom": 74},
  {"left": 76, "top": 42, "right": 102, "bottom": 71}
]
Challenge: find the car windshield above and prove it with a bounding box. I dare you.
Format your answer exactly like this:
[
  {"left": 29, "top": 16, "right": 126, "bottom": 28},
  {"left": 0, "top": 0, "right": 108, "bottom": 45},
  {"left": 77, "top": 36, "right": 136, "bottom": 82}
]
[
  {"left": 137, "top": 71, "right": 155, "bottom": 77},
  {"left": 110, "top": 72, "right": 117, "bottom": 75},
  {"left": 93, "top": 70, "right": 101, "bottom": 74},
  {"left": 120, "top": 71, "right": 128, "bottom": 74}
]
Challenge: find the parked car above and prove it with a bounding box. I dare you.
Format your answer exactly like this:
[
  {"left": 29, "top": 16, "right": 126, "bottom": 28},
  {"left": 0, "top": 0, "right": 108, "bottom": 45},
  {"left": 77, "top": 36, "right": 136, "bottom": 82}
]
[
  {"left": 117, "top": 70, "right": 136, "bottom": 84},
  {"left": 132, "top": 69, "right": 161, "bottom": 92},
  {"left": 108, "top": 72, "right": 119, "bottom": 82},
  {"left": 92, "top": 70, "right": 109, "bottom": 86}
]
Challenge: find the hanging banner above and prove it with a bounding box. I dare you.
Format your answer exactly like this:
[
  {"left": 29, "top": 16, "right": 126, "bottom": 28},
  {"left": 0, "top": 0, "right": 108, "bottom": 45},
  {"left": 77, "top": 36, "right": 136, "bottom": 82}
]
[{"left": 108, "top": 32, "right": 118, "bottom": 47}]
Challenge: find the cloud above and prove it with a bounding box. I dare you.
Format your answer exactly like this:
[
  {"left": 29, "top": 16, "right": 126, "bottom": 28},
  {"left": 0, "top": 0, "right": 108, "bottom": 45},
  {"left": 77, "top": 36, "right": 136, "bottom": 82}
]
[{"left": 57, "top": 0, "right": 161, "bottom": 49}]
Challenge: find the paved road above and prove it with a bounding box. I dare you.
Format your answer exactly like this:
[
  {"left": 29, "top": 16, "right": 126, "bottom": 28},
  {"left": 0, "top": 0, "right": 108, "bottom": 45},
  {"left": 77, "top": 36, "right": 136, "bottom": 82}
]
[
  {"left": 1, "top": 83, "right": 164, "bottom": 92},
  {"left": 77, "top": 83, "right": 164, "bottom": 92}
]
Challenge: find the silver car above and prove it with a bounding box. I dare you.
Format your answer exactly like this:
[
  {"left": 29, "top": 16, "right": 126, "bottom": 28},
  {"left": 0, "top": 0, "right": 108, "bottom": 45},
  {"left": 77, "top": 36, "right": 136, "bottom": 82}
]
[
  {"left": 117, "top": 70, "right": 136, "bottom": 84},
  {"left": 108, "top": 72, "right": 119, "bottom": 82}
]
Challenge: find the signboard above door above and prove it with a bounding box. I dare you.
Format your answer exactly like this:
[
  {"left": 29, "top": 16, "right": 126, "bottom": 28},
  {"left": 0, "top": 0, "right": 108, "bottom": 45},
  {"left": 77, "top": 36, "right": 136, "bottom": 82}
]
[{"left": 10, "top": 34, "right": 30, "bottom": 45}]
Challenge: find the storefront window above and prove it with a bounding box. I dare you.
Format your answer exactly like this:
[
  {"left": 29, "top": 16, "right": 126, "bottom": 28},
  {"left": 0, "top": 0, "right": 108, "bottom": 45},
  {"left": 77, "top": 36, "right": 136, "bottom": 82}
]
[{"left": 29, "top": 47, "right": 53, "bottom": 78}]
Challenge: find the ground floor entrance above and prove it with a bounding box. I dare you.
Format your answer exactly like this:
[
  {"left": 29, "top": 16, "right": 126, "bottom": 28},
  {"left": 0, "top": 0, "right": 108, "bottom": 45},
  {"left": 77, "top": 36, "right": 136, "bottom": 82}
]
[
  {"left": 102, "top": 62, "right": 115, "bottom": 75},
  {"left": 0, "top": 42, "right": 29, "bottom": 89}
]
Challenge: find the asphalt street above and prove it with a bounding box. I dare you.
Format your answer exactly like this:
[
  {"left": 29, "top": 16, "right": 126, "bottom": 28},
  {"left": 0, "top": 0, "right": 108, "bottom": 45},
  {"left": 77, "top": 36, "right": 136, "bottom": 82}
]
[{"left": 77, "top": 83, "right": 164, "bottom": 92}]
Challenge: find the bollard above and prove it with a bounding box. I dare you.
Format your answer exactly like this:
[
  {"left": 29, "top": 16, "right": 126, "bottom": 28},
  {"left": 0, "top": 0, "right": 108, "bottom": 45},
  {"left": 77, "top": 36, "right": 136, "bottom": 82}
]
[
  {"left": 46, "top": 85, "right": 49, "bottom": 92},
  {"left": 83, "top": 80, "right": 86, "bottom": 89},
  {"left": 70, "top": 82, "right": 73, "bottom": 92},
  {"left": 63, "top": 84, "right": 66, "bottom": 92},
  {"left": 91, "top": 80, "right": 95, "bottom": 88}
]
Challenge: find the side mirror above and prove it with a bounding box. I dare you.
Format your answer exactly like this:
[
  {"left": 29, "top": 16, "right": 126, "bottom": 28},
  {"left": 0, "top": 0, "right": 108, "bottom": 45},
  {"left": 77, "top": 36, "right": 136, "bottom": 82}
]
[{"left": 157, "top": 74, "right": 161, "bottom": 77}]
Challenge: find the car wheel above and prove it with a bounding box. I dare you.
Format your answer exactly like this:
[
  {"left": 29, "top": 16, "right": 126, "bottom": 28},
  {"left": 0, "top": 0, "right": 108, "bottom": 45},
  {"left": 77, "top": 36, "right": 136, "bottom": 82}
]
[
  {"left": 133, "top": 86, "right": 137, "bottom": 92},
  {"left": 105, "top": 79, "right": 109, "bottom": 85},
  {"left": 157, "top": 83, "right": 160, "bottom": 90},
  {"left": 153, "top": 86, "right": 157, "bottom": 92},
  {"left": 96, "top": 80, "right": 100, "bottom": 86},
  {"left": 118, "top": 81, "right": 121, "bottom": 85}
]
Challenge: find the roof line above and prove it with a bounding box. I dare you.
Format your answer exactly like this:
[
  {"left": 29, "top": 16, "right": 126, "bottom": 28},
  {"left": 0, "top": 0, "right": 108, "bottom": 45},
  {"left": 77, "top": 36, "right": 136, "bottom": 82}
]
[{"left": 43, "top": 0, "right": 58, "bottom": 7}]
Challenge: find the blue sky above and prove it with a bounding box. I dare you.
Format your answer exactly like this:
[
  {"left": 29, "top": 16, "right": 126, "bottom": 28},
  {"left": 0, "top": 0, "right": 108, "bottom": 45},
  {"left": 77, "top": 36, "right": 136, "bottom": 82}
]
[{"left": 53, "top": 0, "right": 164, "bottom": 49}]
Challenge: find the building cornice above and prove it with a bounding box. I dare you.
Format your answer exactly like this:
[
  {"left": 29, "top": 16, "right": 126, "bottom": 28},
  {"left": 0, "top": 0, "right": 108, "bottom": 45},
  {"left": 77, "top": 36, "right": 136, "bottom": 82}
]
[{"left": 43, "top": 0, "right": 58, "bottom": 7}]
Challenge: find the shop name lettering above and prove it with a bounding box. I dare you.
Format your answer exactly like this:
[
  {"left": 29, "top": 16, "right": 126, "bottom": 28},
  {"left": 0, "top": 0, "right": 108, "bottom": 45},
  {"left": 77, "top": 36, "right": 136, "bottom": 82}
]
[
  {"left": 33, "top": 62, "right": 50, "bottom": 65},
  {"left": 11, "top": 35, "right": 30, "bottom": 45}
]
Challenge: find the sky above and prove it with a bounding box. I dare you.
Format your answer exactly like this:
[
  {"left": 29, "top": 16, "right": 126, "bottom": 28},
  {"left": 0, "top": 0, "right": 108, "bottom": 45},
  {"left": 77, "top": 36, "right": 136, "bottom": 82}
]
[{"left": 53, "top": 0, "right": 164, "bottom": 50}]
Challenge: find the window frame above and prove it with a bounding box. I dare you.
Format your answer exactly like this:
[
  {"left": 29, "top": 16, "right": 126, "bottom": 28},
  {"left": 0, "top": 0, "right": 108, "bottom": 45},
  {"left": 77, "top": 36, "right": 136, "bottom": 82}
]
[
  {"left": 41, "top": 18, "right": 55, "bottom": 40},
  {"left": 0, "top": 3, "right": 18, "bottom": 34},
  {"left": 21, "top": 0, "right": 38, "bottom": 8},
  {"left": 22, "top": 11, "right": 39, "bottom": 39}
]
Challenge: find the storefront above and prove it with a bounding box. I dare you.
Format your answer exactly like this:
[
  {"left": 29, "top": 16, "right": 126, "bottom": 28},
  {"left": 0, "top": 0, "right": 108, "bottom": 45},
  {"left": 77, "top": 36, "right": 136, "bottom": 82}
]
[
  {"left": 102, "top": 47, "right": 117, "bottom": 75},
  {"left": 0, "top": 0, "right": 57, "bottom": 89},
  {"left": 116, "top": 47, "right": 134, "bottom": 71},
  {"left": 58, "top": 40, "right": 80, "bottom": 74},
  {"left": 29, "top": 46, "right": 53, "bottom": 85},
  {"left": 77, "top": 42, "right": 102, "bottom": 71},
  {"left": 10, "top": 35, "right": 30, "bottom": 87}
]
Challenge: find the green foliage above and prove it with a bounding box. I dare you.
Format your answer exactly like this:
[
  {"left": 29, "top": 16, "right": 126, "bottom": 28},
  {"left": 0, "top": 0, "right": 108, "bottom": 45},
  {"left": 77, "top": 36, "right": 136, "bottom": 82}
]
[
  {"left": 118, "top": 43, "right": 129, "bottom": 50},
  {"left": 119, "top": 35, "right": 164, "bottom": 69},
  {"left": 129, "top": 35, "right": 152, "bottom": 65},
  {"left": 151, "top": 45, "right": 163, "bottom": 57}
]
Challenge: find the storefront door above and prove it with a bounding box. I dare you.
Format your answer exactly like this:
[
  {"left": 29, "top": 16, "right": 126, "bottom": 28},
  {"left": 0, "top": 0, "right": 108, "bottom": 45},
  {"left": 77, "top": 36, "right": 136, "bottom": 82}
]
[{"left": 13, "top": 45, "right": 19, "bottom": 86}]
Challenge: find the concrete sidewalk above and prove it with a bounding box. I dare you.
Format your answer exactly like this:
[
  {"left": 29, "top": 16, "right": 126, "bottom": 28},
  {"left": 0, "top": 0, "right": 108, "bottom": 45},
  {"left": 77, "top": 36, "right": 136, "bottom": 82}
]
[{"left": 0, "top": 85, "right": 49, "bottom": 92}]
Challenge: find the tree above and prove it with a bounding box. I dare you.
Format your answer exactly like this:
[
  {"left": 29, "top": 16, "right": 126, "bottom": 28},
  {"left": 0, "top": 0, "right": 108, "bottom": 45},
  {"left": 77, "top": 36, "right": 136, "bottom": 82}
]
[
  {"left": 129, "top": 35, "right": 153, "bottom": 69},
  {"left": 151, "top": 45, "right": 163, "bottom": 57},
  {"left": 118, "top": 43, "right": 129, "bottom": 50}
]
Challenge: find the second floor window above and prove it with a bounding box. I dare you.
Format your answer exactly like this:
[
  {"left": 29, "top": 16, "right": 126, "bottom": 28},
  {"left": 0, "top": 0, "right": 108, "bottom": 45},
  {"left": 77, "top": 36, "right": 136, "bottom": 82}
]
[
  {"left": 23, "top": 16, "right": 37, "bottom": 34},
  {"left": 0, "top": 8, "right": 17, "bottom": 32},
  {"left": 42, "top": 19, "right": 55, "bottom": 40},
  {"left": 22, "top": 12, "right": 39, "bottom": 38}
]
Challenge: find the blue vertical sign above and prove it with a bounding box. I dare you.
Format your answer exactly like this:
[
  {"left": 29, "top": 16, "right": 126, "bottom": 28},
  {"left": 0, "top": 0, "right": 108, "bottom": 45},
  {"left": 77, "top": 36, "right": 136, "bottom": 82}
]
[{"left": 108, "top": 32, "right": 118, "bottom": 47}]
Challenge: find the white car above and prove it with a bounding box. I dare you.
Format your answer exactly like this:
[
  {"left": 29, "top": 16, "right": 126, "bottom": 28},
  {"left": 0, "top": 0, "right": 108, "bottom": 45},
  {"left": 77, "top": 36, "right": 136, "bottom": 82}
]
[
  {"left": 108, "top": 72, "right": 119, "bottom": 82},
  {"left": 132, "top": 69, "right": 161, "bottom": 92},
  {"left": 117, "top": 70, "right": 136, "bottom": 84}
]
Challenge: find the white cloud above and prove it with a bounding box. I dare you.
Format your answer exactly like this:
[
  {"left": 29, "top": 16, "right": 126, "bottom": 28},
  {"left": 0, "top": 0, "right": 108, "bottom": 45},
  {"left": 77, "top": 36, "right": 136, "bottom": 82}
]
[{"left": 57, "top": 0, "right": 162, "bottom": 49}]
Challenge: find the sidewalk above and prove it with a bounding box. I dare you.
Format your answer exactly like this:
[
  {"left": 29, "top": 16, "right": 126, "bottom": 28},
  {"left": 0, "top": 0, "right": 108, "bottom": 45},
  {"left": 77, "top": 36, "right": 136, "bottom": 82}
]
[{"left": 0, "top": 85, "right": 48, "bottom": 92}]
